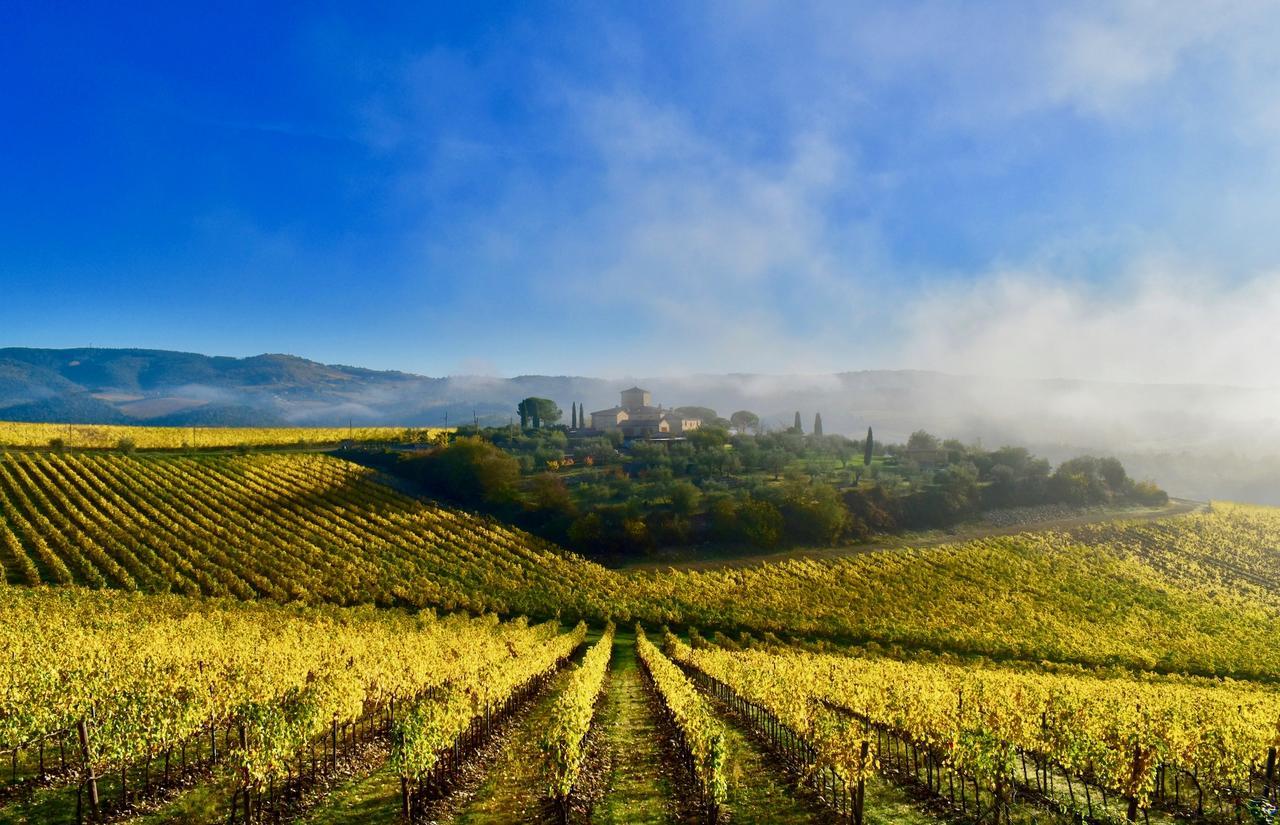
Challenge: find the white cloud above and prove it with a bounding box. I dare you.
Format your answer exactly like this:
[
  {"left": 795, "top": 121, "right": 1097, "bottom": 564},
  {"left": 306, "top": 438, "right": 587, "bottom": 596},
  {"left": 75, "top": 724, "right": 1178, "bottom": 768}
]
[
  {"left": 358, "top": 2, "right": 1280, "bottom": 382},
  {"left": 1038, "top": 0, "right": 1273, "bottom": 118},
  {"left": 535, "top": 93, "right": 881, "bottom": 374},
  {"left": 900, "top": 262, "right": 1280, "bottom": 387}
]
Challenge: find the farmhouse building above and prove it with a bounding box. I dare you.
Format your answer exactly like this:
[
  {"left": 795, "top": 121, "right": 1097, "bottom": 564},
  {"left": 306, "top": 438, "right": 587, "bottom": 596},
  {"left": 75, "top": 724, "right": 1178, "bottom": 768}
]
[{"left": 589, "top": 387, "right": 702, "bottom": 438}]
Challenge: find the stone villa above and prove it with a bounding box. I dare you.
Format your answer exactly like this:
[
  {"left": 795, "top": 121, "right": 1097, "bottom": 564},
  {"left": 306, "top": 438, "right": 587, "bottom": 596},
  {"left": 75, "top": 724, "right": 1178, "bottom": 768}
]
[{"left": 589, "top": 387, "right": 702, "bottom": 438}]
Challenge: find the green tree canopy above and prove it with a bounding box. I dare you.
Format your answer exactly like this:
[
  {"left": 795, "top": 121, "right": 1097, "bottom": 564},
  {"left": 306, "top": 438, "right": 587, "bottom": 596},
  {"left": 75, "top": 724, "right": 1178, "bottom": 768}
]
[
  {"left": 669, "top": 481, "right": 702, "bottom": 516},
  {"left": 907, "top": 430, "right": 940, "bottom": 450},
  {"left": 517, "top": 397, "right": 561, "bottom": 428},
  {"left": 729, "top": 410, "right": 760, "bottom": 434},
  {"left": 687, "top": 426, "right": 729, "bottom": 450},
  {"left": 400, "top": 437, "right": 520, "bottom": 505},
  {"left": 775, "top": 479, "right": 848, "bottom": 545}
]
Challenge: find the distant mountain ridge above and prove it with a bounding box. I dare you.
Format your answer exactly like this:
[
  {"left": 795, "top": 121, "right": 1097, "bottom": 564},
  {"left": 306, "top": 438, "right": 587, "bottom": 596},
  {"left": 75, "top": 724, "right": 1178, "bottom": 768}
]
[
  {"left": 0, "top": 347, "right": 636, "bottom": 429},
  {"left": 4, "top": 346, "right": 1280, "bottom": 503}
]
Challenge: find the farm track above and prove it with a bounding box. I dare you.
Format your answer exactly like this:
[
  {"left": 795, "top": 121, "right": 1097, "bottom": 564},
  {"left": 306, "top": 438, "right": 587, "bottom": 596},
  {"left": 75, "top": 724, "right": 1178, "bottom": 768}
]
[
  {"left": 703, "top": 703, "right": 826, "bottom": 824},
  {"left": 594, "top": 636, "right": 681, "bottom": 825},
  {"left": 438, "top": 665, "right": 576, "bottom": 824}
]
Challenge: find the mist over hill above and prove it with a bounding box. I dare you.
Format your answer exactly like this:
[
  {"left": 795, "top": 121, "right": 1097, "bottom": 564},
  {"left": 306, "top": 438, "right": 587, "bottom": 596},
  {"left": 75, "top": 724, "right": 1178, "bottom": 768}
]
[{"left": 2, "top": 347, "right": 1278, "bottom": 504}]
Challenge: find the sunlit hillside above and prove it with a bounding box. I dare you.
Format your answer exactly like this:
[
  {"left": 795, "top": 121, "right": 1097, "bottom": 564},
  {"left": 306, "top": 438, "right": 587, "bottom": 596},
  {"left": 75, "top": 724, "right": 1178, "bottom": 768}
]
[{"left": 3, "top": 450, "right": 1279, "bottom": 680}]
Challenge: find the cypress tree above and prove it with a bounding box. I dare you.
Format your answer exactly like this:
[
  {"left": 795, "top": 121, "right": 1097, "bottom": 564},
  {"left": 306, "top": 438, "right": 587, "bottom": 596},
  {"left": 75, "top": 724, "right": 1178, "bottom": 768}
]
[
  {"left": 813, "top": 412, "right": 823, "bottom": 437},
  {"left": 519, "top": 401, "right": 528, "bottom": 429},
  {"left": 863, "top": 426, "right": 874, "bottom": 466},
  {"left": 571, "top": 402, "right": 578, "bottom": 429},
  {"left": 794, "top": 411, "right": 803, "bottom": 433}
]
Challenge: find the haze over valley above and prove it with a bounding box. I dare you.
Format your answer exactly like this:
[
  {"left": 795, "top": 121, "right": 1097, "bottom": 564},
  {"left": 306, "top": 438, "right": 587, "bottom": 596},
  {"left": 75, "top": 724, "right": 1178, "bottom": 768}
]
[{"left": 3, "top": 346, "right": 1276, "bottom": 503}]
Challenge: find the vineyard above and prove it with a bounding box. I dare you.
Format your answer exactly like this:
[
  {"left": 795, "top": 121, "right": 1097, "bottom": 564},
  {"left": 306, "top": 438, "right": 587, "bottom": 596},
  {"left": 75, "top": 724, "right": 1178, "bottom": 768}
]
[
  {"left": 4, "top": 594, "right": 1274, "bottom": 824},
  {"left": 0, "top": 587, "right": 587, "bottom": 823},
  {"left": 0, "top": 448, "right": 1279, "bottom": 822},
  {"left": 0, "top": 422, "right": 447, "bottom": 450},
  {"left": 0, "top": 451, "right": 622, "bottom": 615},
  {"left": 2, "top": 453, "right": 1280, "bottom": 678},
  {"left": 665, "top": 631, "right": 1280, "bottom": 825}
]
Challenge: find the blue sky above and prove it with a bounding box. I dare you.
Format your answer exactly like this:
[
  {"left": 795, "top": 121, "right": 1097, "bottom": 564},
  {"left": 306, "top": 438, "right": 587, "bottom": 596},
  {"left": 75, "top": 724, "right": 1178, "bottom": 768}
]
[{"left": 4, "top": 1, "right": 1280, "bottom": 383}]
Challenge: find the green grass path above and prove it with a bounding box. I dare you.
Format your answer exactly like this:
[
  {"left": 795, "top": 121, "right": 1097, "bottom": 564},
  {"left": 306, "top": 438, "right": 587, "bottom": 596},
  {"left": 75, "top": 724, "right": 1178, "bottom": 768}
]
[
  {"left": 298, "top": 763, "right": 400, "bottom": 825},
  {"left": 442, "top": 664, "right": 577, "bottom": 825},
  {"left": 859, "top": 776, "right": 944, "bottom": 825},
  {"left": 302, "top": 631, "right": 599, "bottom": 825},
  {"left": 708, "top": 702, "right": 823, "bottom": 824},
  {"left": 593, "top": 633, "right": 676, "bottom": 825},
  {"left": 706, "top": 692, "right": 943, "bottom": 825}
]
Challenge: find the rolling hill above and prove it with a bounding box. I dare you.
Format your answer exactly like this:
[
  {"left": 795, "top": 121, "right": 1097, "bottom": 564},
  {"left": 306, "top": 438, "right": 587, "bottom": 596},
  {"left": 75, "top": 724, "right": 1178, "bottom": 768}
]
[
  {"left": 2, "top": 449, "right": 1279, "bottom": 679},
  {"left": 4, "top": 346, "right": 1280, "bottom": 502}
]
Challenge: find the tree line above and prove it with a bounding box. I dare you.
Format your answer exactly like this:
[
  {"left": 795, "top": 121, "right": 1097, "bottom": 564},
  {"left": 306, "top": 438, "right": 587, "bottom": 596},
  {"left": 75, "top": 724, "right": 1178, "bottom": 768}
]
[{"left": 376, "top": 412, "right": 1168, "bottom": 560}]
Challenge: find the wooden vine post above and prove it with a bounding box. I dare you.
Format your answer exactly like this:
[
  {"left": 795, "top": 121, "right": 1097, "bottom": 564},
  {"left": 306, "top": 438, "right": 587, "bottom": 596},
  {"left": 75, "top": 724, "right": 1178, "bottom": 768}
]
[
  {"left": 1126, "top": 741, "right": 1144, "bottom": 822},
  {"left": 76, "top": 716, "right": 99, "bottom": 819},
  {"left": 853, "top": 737, "right": 868, "bottom": 825}
]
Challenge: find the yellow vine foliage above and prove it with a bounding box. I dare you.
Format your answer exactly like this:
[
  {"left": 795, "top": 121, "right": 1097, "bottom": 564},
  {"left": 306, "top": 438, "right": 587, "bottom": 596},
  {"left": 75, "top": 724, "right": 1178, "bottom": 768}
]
[
  {"left": 0, "top": 586, "right": 561, "bottom": 787},
  {"left": 636, "top": 626, "right": 728, "bottom": 809},
  {"left": 0, "top": 421, "right": 448, "bottom": 450},
  {"left": 390, "top": 621, "right": 587, "bottom": 780},
  {"left": 668, "top": 637, "right": 1280, "bottom": 812},
  {"left": 541, "top": 623, "right": 615, "bottom": 800}
]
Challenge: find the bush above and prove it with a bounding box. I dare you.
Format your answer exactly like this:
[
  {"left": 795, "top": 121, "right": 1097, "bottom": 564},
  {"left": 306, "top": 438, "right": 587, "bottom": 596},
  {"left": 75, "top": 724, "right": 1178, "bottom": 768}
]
[
  {"left": 775, "top": 480, "right": 848, "bottom": 545},
  {"left": 842, "top": 485, "right": 899, "bottom": 536},
  {"left": 1132, "top": 480, "right": 1169, "bottom": 506},
  {"left": 669, "top": 481, "right": 701, "bottom": 516},
  {"left": 400, "top": 437, "right": 521, "bottom": 506},
  {"left": 736, "top": 498, "right": 783, "bottom": 548}
]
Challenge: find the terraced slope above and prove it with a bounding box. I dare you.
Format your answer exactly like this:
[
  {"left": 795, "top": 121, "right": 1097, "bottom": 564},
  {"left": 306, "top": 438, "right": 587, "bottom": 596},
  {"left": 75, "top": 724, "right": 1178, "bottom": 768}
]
[
  {"left": 0, "top": 451, "right": 620, "bottom": 614},
  {"left": 3, "top": 451, "right": 1280, "bottom": 678}
]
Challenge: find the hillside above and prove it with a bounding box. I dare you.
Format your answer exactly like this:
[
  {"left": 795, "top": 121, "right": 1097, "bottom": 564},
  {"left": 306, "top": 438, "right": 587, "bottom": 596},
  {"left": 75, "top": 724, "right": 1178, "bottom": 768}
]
[
  {"left": 0, "top": 451, "right": 615, "bottom": 616},
  {"left": 6, "top": 346, "right": 1280, "bottom": 503},
  {"left": 2, "top": 451, "right": 1279, "bottom": 679}
]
